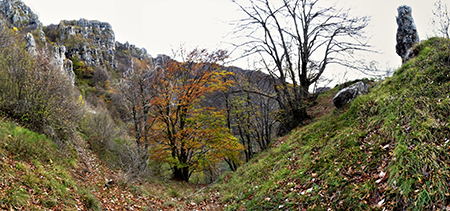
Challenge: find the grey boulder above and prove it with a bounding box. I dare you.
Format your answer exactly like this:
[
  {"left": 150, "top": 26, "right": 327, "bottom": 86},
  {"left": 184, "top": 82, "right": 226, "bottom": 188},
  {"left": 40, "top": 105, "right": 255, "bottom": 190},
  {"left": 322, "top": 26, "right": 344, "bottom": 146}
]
[{"left": 333, "top": 82, "right": 369, "bottom": 108}]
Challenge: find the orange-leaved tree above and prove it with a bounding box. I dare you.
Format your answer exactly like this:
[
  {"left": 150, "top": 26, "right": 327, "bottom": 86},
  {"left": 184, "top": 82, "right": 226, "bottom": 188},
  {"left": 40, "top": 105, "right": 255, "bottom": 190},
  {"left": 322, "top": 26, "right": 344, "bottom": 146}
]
[{"left": 150, "top": 49, "right": 243, "bottom": 182}]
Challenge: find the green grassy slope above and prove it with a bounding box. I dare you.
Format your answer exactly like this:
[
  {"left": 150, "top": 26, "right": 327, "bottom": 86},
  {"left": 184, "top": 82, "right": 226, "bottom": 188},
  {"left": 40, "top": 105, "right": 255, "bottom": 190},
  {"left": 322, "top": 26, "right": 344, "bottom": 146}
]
[
  {"left": 0, "top": 118, "right": 101, "bottom": 210},
  {"left": 213, "top": 37, "right": 450, "bottom": 210}
]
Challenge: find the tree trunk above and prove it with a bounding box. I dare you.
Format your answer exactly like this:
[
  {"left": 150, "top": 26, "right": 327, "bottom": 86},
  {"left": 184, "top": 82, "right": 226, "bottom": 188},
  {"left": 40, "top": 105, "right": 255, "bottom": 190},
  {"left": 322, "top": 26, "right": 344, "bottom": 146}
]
[
  {"left": 225, "top": 158, "right": 238, "bottom": 171},
  {"left": 277, "top": 105, "right": 309, "bottom": 136},
  {"left": 173, "top": 166, "right": 190, "bottom": 182}
]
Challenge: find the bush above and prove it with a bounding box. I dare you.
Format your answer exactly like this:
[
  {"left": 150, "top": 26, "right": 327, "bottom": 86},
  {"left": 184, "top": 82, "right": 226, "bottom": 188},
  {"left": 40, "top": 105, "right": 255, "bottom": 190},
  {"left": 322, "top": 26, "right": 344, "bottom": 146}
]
[
  {"left": 79, "top": 107, "right": 149, "bottom": 179},
  {"left": 80, "top": 107, "right": 118, "bottom": 145},
  {"left": 0, "top": 26, "right": 81, "bottom": 145},
  {"left": 79, "top": 107, "right": 119, "bottom": 161},
  {"left": 43, "top": 24, "right": 59, "bottom": 43},
  {"left": 81, "top": 190, "right": 102, "bottom": 211},
  {"left": 92, "top": 67, "right": 110, "bottom": 87}
]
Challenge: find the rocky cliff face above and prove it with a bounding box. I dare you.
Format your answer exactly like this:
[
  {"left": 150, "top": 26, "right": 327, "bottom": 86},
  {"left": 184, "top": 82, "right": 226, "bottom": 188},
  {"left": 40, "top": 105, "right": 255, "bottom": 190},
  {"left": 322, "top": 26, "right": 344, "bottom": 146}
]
[
  {"left": 115, "top": 41, "right": 154, "bottom": 73},
  {"left": 116, "top": 41, "right": 150, "bottom": 60},
  {"left": 47, "top": 18, "right": 117, "bottom": 69},
  {"left": 0, "top": 0, "right": 156, "bottom": 87},
  {"left": 0, "top": 0, "right": 77, "bottom": 84},
  {"left": 0, "top": 0, "right": 42, "bottom": 29},
  {"left": 23, "top": 32, "right": 75, "bottom": 84},
  {"left": 24, "top": 32, "right": 36, "bottom": 55},
  {"left": 51, "top": 45, "right": 75, "bottom": 84}
]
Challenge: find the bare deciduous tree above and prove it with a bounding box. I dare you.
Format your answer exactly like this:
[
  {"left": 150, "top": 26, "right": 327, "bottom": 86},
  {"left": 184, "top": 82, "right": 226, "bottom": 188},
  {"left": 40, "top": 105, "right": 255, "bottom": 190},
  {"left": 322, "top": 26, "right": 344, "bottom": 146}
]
[
  {"left": 117, "top": 58, "right": 159, "bottom": 173},
  {"left": 232, "top": 0, "right": 371, "bottom": 135},
  {"left": 432, "top": 0, "right": 450, "bottom": 39},
  {"left": 225, "top": 69, "right": 278, "bottom": 163}
]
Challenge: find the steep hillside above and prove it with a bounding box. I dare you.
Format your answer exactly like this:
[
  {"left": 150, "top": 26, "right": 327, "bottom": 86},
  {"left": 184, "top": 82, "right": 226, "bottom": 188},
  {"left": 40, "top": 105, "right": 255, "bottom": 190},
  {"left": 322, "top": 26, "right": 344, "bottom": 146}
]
[
  {"left": 0, "top": 117, "right": 228, "bottom": 210},
  {"left": 212, "top": 37, "right": 450, "bottom": 210},
  {"left": 0, "top": 118, "right": 93, "bottom": 210}
]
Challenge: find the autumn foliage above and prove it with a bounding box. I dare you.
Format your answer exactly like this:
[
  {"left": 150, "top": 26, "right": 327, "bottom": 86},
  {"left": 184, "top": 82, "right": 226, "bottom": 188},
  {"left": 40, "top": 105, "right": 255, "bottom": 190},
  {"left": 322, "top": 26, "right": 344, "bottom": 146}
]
[{"left": 119, "top": 49, "right": 243, "bottom": 182}]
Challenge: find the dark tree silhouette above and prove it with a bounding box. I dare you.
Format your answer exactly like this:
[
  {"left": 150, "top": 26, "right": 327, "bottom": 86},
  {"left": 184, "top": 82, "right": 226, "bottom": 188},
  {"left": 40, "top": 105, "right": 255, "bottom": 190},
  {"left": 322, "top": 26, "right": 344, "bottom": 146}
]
[{"left": 233, "top": 0, "right": 371, "bottom": 135}]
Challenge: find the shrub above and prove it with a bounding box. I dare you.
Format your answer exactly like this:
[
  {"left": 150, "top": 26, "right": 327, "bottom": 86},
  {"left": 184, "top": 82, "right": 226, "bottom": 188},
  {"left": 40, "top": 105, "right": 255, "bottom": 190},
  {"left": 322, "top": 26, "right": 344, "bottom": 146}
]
[
  {"left": 92, "top": 67, "right": 110, "bottom": 87},
  {"left": 0, "top": 26, "right": 81, "bottom": 145},
  {"left": 79, "top": 107, "right": 119, "bottom": 162},
  {"left": 81, "top": 190, "right": 102, "bottom": 211},
  {"left": 78, "top": 106, "right": 148, "bottom": 179}
]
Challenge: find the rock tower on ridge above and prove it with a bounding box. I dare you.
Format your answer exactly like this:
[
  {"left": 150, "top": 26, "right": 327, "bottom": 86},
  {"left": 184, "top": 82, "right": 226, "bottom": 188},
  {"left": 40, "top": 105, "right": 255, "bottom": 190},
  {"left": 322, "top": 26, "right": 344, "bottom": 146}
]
[{"left": 395, "top": 5, "right": 419, "bottom": 63}]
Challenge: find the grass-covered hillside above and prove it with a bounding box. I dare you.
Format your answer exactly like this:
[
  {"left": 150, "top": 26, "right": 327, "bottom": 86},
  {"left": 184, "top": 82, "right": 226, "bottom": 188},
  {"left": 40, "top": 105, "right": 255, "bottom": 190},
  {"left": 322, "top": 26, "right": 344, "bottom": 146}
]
[
  {"left": 0, "top": 117, "right": 223, "bottom": 210},
  {"left": 0, "top": 119, "right": 93, "bottom": 210},
  {"left": 212, "top": 37, "right": 450, "bottom": 210}
]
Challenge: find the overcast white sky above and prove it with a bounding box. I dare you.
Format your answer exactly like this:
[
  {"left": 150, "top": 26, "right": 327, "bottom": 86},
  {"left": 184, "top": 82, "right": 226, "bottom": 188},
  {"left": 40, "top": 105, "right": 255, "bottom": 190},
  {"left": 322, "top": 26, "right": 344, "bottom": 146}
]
[{"left": 21, "top": 0, "right": 441, "bottom": 85}]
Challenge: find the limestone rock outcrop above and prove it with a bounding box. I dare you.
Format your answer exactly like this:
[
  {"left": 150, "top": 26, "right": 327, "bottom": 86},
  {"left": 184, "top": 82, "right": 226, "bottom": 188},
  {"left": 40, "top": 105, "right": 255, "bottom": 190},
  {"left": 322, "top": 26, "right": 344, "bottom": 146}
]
[
  {"left": 52, "top": 45, "right": 75, "bottom": 85},
  {"left": 38, "top": 29, "right": 45, "bottom": 42},
  {"left": 25, "top": 32, "right": 36, "bottom": 55},
  {"left": 396, "top": 5, "right": 419, "bottom": 62},
  {"left": 116, "top": 41, "right": 150, "bottom": 60},
  {"left": 47, "top": 18, "right": 117, "bottom": 69},
  {"left": 333, "top": 82, "right": 369, "bottom": 108},
  {"left": 0, "top": 0, "right": 42, "bottom": 29},
  {"left": 0, "top": 0, "right": 75, "bottom": 85},
  {"left": 115, "top": 41, "right": 153, "bottom": 73},
  {"left": 0, "top": 0, "right": 155, "bottom": 86},
  {"left": 154, "top": 54, "right": 171, "bottom": 70}
]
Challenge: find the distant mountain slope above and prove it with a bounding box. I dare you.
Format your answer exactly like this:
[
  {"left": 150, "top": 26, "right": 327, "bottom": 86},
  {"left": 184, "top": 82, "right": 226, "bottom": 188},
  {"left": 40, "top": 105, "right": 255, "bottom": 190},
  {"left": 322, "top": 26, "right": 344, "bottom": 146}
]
[{"left": 212, "top": 37, "right": 450, "bottom": 210}]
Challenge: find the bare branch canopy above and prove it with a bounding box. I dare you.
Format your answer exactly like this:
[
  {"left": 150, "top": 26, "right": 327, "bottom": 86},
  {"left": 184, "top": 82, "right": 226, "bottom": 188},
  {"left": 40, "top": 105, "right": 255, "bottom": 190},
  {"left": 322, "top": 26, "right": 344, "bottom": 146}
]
[{"left": 232, "top": 0, "right": 372, "bottom": 134}]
